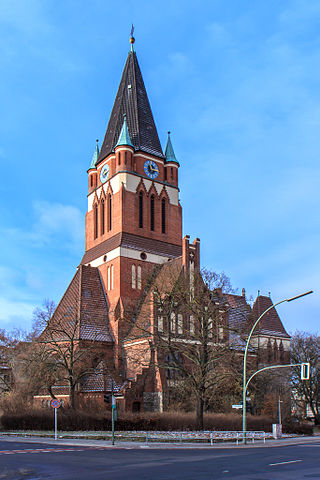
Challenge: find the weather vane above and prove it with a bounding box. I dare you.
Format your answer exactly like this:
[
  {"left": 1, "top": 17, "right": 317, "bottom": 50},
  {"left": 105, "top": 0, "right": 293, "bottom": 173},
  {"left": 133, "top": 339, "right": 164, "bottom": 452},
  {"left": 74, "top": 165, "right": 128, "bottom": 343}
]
[{"left": 130, "top": 24, "right": 135, "bottom": 51}]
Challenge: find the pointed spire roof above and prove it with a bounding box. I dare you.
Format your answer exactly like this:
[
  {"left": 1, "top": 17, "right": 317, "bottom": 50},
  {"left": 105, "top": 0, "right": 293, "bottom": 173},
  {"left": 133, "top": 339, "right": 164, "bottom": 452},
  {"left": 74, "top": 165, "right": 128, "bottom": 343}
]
[
  {"left": 89, "top": 140, "right": 99, "bottom": 169},
  {"left": 115, "top": 115, "right": 134, "bottom": 148},
  {"left": 98, "top": 50, "right": 164, "bottom": 163},
  {"left": 165, "top": 131, "right": 178, "bottom": 163}
]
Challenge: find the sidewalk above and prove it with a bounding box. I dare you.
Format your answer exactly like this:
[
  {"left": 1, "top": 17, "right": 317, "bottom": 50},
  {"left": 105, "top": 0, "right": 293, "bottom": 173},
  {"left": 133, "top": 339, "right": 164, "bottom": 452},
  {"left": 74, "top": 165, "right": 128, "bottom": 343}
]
[{"left": 0, "top": 431, "right": 319, "bottom": 449}]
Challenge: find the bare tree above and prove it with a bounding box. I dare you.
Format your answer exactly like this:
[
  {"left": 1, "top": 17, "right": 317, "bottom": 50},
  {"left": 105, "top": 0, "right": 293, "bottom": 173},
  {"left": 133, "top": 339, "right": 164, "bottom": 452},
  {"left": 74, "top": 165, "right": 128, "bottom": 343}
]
[
  {"left": 25, "top": 301, "right": 103, "bottom": 409},
  {"left": 290, "top": 331, "right": 320, "bottom": 424},
  {"left": 125, "top": 265, "right": 242, "bottom": 429}
]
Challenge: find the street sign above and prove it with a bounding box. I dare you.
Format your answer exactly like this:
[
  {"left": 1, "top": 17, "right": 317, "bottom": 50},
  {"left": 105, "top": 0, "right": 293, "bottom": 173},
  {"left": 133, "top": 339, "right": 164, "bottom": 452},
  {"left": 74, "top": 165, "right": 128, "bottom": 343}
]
[
  {"left": 51, "top": 399, "right": 61, "bottom": 409},
  {"left": 232, "top": 404, "right": 243, "bottom": 409}
]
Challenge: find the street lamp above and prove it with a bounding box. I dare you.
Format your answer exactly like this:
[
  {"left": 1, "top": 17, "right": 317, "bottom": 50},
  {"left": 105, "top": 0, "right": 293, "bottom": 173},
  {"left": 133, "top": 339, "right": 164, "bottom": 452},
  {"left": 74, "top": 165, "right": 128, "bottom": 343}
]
[{"left": 242, "top": 290, "right": 313, "bottom": 443}]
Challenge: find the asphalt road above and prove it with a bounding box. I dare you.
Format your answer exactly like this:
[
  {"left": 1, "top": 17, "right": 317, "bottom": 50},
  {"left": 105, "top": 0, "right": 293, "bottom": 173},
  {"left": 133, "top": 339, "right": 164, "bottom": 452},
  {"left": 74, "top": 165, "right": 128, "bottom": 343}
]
[{"left": 0, "top": 439, "right": 319, "bottom": 479}]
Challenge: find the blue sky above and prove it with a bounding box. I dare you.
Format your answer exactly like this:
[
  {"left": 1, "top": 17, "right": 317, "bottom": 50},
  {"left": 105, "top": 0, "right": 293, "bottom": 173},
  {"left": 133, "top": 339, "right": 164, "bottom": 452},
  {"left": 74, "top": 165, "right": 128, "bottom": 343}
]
[{"left": 0, "top": 0, "right": 318, "bottom": 334}]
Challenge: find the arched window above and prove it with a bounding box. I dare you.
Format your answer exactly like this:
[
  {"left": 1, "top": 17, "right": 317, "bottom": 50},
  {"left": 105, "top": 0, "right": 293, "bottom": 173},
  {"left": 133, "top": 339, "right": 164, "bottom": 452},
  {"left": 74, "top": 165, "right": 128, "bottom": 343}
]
[
  {"left": 161, "top": 198, "right": 166, "bottom": 234},
  {"left": 101, "top": 198, "right": 105, "bottom": 235},
  {"left": 108, "top": 194, "right": 112, "bottom": 231},
  {"left": 132, "top": 265, "right": 136, "bottom": 289},
  {"left": 150, "top": 195, "right": 155, "bottom": 231},
  {"left": 94, "top": 203, "right": 98, "bottom": 239},
  {"left": 137, "top": 266, "right": 141, "bottom": 289},
  {"left": 139, "top": 191, "right": 143, "bottom": 228},
  {"left": 107, "top": 266, "right": 110, "bottom": 290},
  {"left": 177, "top": 314, "right": 183, "bottom": 334},
  {"left": 111, "top": 265, "right": 114, "bottom": 290}
]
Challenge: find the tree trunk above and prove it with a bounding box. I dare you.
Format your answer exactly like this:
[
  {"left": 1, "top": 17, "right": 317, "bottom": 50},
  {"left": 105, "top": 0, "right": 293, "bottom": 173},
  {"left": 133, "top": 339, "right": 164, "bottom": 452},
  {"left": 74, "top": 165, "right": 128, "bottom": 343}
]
[
  {"left": 69, "top": 384, "right": 75, "bottom": 409},
  {"left": 196, "top": 397, "right": 204, "bottom": 430}
]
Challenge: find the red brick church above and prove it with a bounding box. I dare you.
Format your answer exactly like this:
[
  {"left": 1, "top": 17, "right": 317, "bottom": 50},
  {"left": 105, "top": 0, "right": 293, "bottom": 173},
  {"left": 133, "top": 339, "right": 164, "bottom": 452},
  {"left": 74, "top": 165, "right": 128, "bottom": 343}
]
[{"left": 36, "top": 36, "right": 290, "bottom": 412}]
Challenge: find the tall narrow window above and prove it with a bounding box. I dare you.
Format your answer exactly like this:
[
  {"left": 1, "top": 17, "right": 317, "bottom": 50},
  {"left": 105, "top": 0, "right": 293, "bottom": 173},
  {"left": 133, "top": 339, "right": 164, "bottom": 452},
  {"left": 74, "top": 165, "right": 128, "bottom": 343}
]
[
  {"left": 137, "top": 266, "right": 142, "bottom": 289},
  {"left": 150, "top": 195, "right": 155, "bottom": 231},
  {"left": 139, "top": 192, "right": 143, "bottom": 228},
  {"left": 108, "top": 194, "right": 112, "bottom": 231},
  {"left": 101, "top": 198, "right": 105, "bottom": 235},
  {"left": 190, "top": 315, "right": 195, "bottom": 335},
  {"left": 161, "top": 198, "right": 166, "bottom": 234},
  {"left": 132, "top": 265, "right": 136, "bottom": 289},
  {"left": 171, "top": 168, "right": 173, "bottom": 179},
  {"left": 125, "top": 151, "right": 127, "bottom": 165},
  {"left": 90, "top": 175, "right": 93, "bottom": 187},
  {"left": 177, "top": 314, "right": 183, "bottom": 334},
  {"left": 118, "top": 152, "right": 121, "bottom": 165},
  {"left": 94, "top": 203, "right": 98, "bottom": 239},
  {"left": 170, "top": 312, "right": 176, "bottom": 333},
  {"left": 164, "top": 168, "right": 167, "bottom": 181},
  {"left": 111, "top": 265, "right": 114, "bottom": 290},
  {"left": 107, "top": 266, "right": 110, "bottom": 290},
  {"left": 158, "top": 316, "right": 163, "bottom": 332}
]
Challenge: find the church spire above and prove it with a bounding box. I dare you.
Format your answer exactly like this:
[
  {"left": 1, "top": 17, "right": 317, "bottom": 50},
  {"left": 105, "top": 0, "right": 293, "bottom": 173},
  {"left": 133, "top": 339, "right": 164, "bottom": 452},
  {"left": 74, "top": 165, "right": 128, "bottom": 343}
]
[
  {"left": 165, "top": 131, "right": 178, "bottom": 164},
  {"left": 115, "top": 115, "right": 134, "bottom": 148},
  {"left": 88, "top": 139, "right": 99, "bottom": 170},
  {"left": 98, "top": 44, "right": 164, "bottom": 163}
]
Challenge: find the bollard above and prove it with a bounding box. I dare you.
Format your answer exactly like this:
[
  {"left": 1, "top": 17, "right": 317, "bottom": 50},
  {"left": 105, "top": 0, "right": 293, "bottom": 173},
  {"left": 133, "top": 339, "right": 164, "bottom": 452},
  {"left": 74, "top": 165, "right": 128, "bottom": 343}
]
[{"left": 146, "top": 431, "right": 148, "bottom": 446}]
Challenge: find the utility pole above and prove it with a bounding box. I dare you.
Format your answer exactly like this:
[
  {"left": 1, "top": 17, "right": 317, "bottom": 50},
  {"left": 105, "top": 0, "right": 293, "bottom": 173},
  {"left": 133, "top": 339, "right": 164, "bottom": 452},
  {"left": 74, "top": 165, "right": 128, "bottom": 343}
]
[{"left": 111, "top": 380, "right": 115, "bottom": 446}]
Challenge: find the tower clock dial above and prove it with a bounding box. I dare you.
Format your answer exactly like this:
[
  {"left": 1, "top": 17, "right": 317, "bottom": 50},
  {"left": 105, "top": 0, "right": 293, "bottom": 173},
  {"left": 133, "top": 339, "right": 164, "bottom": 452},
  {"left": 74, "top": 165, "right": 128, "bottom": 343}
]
[
  {"left": 144, "top": 160, "right": 159, "bottom": 179},
  {"left": 100, "top": 164, "right": 110, "bottom": 183}
]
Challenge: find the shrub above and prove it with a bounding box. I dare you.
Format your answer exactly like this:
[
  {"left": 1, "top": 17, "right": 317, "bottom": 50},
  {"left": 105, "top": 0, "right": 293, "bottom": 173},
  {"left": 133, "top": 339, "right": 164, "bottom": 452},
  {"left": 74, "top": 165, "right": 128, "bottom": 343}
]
[{"left": 0, "top": 409, "right": 274, "bottom": 432}]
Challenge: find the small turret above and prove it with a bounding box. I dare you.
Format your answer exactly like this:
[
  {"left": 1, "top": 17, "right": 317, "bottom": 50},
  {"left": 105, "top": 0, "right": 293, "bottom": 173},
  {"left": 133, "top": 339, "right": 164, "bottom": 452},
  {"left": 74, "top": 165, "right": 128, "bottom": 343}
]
[
  {"left": 164, "top": 131, "right": 179, "bottom": 186},
  {"left": 115, "top": 115, "right": 134, "bottom": 148},
  {"left": 88, "top": 139, "right": 99, "bottom": 191}
]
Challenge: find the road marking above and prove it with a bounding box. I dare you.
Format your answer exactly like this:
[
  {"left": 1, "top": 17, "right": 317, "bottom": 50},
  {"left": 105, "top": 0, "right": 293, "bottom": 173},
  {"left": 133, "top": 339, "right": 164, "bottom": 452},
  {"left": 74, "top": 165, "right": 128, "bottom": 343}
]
[
  {"left": 0, "top": 447, "right": 104, "bottom": 456},
  {"left": 269, "top": 460, "right": 302, "bottom": 466}
]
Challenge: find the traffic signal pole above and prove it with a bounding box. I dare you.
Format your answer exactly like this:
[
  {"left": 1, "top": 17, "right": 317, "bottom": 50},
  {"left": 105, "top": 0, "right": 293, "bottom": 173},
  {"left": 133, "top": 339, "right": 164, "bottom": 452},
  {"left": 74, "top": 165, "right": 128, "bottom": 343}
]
[{"left": 111, "top": 381, "right": 115, "bottom": 446}]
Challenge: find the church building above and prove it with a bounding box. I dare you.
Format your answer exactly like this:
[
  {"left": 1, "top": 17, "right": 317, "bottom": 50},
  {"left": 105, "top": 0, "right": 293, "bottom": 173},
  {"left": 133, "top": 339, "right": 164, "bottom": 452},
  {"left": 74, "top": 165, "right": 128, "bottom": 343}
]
[{"left": 36, "top": 35, "right": 290, "bottom": 412}]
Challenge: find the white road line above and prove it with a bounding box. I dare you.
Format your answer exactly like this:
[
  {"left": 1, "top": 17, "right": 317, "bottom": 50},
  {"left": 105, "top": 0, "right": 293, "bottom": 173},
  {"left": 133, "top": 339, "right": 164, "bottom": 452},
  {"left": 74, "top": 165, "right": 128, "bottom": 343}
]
[{"left": 269, "top": 460, "right": 302, "bottom": 466}]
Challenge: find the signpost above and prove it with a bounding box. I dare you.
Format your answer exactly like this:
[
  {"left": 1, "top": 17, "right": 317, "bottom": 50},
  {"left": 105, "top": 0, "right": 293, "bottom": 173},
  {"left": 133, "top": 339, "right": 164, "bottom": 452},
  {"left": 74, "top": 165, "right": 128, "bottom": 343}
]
[{"left": 51, "top": 399, "right": 61, "bottom": 441}]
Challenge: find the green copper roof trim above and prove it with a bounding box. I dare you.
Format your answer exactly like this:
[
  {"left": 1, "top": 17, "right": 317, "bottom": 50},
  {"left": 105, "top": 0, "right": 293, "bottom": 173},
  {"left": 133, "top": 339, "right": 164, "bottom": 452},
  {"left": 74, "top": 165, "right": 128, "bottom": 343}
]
[
  {"left": 165, "top": 132, "right": 178, "bottom": 163},
  {"left": 89, "top": 140, "right": 99, "bottom": 169},
  {"left": 115, "top": 116, "right": 134, "bottom": 148}
]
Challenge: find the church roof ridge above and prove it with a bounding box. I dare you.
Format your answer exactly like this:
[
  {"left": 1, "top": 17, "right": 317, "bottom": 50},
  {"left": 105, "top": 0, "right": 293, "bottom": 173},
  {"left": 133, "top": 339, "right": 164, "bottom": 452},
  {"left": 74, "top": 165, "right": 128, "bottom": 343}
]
[{"left": 98, "top": 50, "right": 164, "bottom": 163}]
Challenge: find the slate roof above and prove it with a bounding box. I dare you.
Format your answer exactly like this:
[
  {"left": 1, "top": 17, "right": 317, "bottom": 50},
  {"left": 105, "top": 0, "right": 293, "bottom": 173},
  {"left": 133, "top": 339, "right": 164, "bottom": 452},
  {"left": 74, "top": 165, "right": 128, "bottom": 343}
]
[
  {"left": 224, "top": 293, "right": 290, "bottom": 344},
  {"left": 251, "top": 295, "right": 290, "bottom": 339},
  {"left": 40, "top": 265, "right": 113, "bottom": 343},
  {"left": 98, "top": 51, "right": 164, "bottom": 163},
  {"left": 81, "top": 232, "right": 182, "bottom": 265}
]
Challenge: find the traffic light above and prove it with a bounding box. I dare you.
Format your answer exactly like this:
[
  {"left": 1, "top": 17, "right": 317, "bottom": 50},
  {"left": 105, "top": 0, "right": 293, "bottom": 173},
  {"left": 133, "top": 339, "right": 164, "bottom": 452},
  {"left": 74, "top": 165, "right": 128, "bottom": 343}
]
[
  {"left": 104, "top": 394, "right": 110, "bottom": 403},
  {"left": 301, "top": 363, "right": 310, "bottom": 380}
]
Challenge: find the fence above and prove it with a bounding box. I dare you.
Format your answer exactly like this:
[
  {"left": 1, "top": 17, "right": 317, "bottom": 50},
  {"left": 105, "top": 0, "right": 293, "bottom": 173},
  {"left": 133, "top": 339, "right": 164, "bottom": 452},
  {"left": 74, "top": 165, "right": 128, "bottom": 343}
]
[{"left": 115, "top": 430, "right": 267, "bottom": 445}]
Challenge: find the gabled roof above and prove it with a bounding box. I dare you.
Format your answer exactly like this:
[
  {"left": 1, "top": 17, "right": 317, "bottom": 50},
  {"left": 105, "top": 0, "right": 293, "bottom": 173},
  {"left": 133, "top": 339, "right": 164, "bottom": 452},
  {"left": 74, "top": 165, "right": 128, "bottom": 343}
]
[
  {"left": 98, "top": 51, "right": 164, "bottom": 162},
  {"left": 251, "top": 295, "right": 290, "bottom": 339},
  {"left": 40, "top": 265, "right": 113, "bottom": 343}
]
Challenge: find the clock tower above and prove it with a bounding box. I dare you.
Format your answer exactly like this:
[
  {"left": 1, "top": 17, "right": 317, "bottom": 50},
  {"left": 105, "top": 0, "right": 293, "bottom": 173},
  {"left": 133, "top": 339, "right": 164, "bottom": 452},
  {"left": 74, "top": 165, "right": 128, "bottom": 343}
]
[{"left": 81, "top": 37, "right": 182, "bottom": 358}]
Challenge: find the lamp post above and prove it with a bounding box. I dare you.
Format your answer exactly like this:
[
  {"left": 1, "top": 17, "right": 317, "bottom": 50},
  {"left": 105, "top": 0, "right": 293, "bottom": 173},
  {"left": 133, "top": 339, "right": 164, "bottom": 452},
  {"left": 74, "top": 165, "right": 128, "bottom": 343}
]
[{"left": 242, "top": 290, "right": 313, "bottom": 443}]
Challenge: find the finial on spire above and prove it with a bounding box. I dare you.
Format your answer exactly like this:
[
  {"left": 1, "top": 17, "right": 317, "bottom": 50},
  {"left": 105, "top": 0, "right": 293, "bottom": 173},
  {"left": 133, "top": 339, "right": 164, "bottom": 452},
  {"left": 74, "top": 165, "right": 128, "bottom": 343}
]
[
  {"left": 130, "top": 24, "right": 135, "bottom": 52},
  {"left": 258, "top": 289, "right": 260, "bottom": 297}
]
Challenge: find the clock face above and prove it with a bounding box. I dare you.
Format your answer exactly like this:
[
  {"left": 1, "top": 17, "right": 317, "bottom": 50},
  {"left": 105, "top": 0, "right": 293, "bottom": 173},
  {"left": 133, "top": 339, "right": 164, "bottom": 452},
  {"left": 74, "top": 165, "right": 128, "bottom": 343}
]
[
  {"left": 144, "top": 160, "right": 159, "bottom": 179},
  {"left": 100, "top": 164, "right": 110, "bottom": 183}
]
